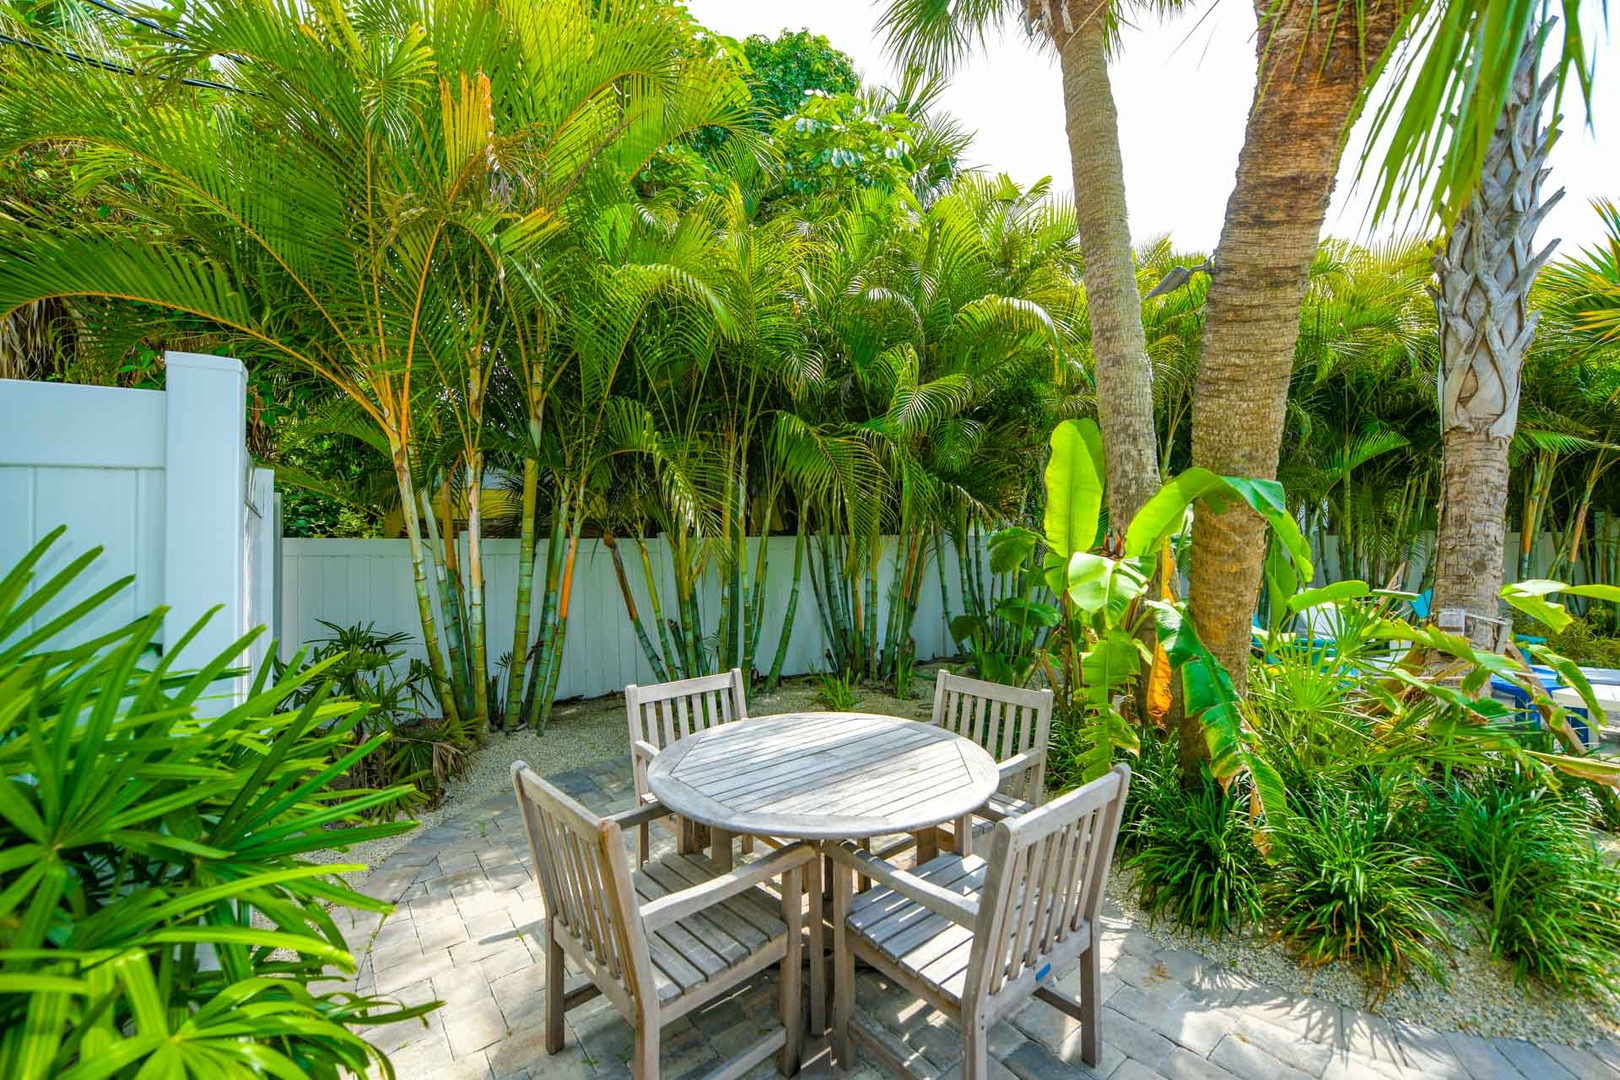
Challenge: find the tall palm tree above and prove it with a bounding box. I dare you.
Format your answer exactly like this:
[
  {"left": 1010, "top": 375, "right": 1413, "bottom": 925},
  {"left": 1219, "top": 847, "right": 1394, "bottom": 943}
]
[
  {"left": 879, "top": 0, "right": 1162, "bottom": 528},
  {"left": 1430, "top": 23, "right": 1562, "bottom": 649},
  {"left": 1183, "top": 0, "right": 1407, "bottom": 698}
]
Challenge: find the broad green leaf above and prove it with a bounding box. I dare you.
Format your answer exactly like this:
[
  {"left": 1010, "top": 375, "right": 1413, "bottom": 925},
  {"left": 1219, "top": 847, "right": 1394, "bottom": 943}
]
[
  {"left": 1287, "top": 580, "right": 1371, "bottom": 613},
  {"left": 1501, "top": 580, "right": 1573, "bottom": 632},
  {"left": 987, "top": 526, "right": 1041, "bottom": 575},
  {"left": 1043, "top": 419, "right": 1105, "bottom": 585}
]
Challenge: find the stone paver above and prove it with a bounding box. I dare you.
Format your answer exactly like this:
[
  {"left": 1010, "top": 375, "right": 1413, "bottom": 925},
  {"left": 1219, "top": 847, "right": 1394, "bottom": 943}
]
[{"left": 327, "top": 755, "right": 1613, "bottom": 1079}]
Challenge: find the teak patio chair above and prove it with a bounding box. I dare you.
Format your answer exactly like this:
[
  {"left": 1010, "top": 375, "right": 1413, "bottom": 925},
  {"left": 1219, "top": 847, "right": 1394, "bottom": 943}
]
[
  {"left": 625, "top": 668, "right": 749, "bottom": 864},
  {"left": 827, "top": 764, "right": 1131, "bottom": 1079},
  {"left": 873, "top": 672, "right": 1054, "bottom": 863},
  {"left": 512, "top": 761, "right": 821, "bottom": 1079}
]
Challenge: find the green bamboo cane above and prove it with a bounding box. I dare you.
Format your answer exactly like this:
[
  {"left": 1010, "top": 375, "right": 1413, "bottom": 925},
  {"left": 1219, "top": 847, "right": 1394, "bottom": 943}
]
[
  {"left": 504, "top": 457, "right": 538, "bottom": 732},
  {"left": 637, "top": 535, "right": 683, "bottom": 680},
  {"left": 465, "top": 448, "right": 491, "bottom": 730},
  {"left": 524, "top": 489, "right": 569, "bottom": 730},
  {"left": 420, "top": 488, "right": 471, "bottom": 719},
  {"left": 766, "top": 524, "right": 806, "bottom": 692},
  {"left": 392, "top": 446, "right": 461, "bottom": 729},
  {"left": 602, "top": 530, "right": 668, "bottom": 681},
  {"left": 539, "top": 512, "right": 582, "bottom": 731}
]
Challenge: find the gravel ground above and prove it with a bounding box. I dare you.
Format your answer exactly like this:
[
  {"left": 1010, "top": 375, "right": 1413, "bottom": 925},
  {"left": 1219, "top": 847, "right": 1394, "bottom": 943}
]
[{"left": 1106, "top": 865, "right": 1620, "bottom": 1047}]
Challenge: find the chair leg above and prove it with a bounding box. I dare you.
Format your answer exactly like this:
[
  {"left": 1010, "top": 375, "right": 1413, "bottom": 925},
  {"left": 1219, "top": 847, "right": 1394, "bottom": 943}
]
[
  {"left": 806, "top": 851, "right": 826, "bottom": 1036},
  {"left": 632, "top": 1011, "right": 659, "bottom": 1080},
  {"left": 1078, "top": 944, "right": 1101, "bottom": 1066},
  {"left": 831, "top": 862, "right": 855, "bottom": 1069},
  {"left": 637, "top": 821, "right": 649, "bottom": 866},
  {"left": 963, "top": 1014, "right": 989, "bottom": 1080},
  {"left": 779, "top": 865, "right": 803, "bottom": 1076},
  {"left": 544, "top": 923, "right": 566, "bottom": 1054},
  {"left": 741, "top": 833, "right": 755, "bottom": 855},
  {"left": 856, "top": 837, "right": 871, "bottom": 893}
]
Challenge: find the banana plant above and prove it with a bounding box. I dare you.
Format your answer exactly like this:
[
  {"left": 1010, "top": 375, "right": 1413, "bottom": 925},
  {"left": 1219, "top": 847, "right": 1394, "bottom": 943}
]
[{"left": 1036, "top": 418, "right": 1314, "bottom": 800}]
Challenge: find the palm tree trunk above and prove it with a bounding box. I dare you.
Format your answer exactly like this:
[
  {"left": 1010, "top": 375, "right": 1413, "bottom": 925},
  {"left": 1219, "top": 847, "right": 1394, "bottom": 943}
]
[
  {"left": 1186, "top": 0, "right": 1403, "bottom": 716},
  {"left": 1434, "top": 26, "right": 1559, "bottom": 647},
  {"left": 392, "top": 445, "right": 461, "bottom": 729},
  {"left": 1057, "top": 14, "right": 1159, "bottom": 525},
  {"left": 505, "top": 457, "right": 538, "bottom": 731},
  {"left": 421, "top": 487, "right": 471, "bottom": 716}
]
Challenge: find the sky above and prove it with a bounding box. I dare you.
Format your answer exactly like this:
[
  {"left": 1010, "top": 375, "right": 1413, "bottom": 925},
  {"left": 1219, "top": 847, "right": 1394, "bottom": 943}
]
[{"left": 684, "top": 0, "right": 1618, "bottom": 256}]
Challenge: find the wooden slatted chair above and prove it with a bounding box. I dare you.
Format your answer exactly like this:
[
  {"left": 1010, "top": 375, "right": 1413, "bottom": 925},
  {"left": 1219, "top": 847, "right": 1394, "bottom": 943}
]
[
  {"left": 512, "top": 761, "right": 821, "bottom": 1079},
  {"left": 933, "top": 671, "right": 1053, "bottom": 849},
  {"left": 827, "top": 765, "right": 1131, "bottom": 1079},
  {"left": 626, "top": 669, "right": 749, "bottom": 864}
]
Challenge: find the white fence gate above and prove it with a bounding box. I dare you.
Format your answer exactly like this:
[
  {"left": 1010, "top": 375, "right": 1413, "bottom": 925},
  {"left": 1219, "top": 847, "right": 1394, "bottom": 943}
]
[{"left": 0, "top": 352, "right": 278, "bottom": 705}]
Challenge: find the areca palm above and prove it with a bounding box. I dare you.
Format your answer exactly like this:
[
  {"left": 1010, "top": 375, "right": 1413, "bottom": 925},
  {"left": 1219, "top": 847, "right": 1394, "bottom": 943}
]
[{"left": 0, "top": 0, "right": 750, "bottom": 729}]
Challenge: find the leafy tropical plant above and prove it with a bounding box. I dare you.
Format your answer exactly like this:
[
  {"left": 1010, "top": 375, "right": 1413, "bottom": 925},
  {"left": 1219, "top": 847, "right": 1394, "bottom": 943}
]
[
  {"left": 1266, "top": 786, "right": 1458, "bottom": 1000},
  {"left": 0, "top": 529, "right": 431, "bottom": 1078},
  {"left": 276, "top": 620, "right": 470, "bottom": 815}
]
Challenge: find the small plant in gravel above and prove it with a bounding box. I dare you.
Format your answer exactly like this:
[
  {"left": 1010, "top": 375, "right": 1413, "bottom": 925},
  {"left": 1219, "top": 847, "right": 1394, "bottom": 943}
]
[
  {"left": 1123, "top": 739, "right": 1268, "bottom": 936},
  {"left": 1267, "top": 785, "right": 1459, "bottom": 1000},
  {"left": 818, "top": 670, "right": 862, "bottom": 711}
]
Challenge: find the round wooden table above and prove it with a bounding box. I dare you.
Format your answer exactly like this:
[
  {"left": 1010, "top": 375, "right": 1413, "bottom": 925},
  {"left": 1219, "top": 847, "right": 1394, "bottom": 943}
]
[{"left": 645, "top": 711, "right": 1001, "bottom": 871}]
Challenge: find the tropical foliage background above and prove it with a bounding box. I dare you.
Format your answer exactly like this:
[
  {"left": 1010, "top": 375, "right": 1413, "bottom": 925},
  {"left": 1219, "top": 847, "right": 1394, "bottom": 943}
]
[{"left": 2, "top": 0, "right": 1620, "bottom": 1063}]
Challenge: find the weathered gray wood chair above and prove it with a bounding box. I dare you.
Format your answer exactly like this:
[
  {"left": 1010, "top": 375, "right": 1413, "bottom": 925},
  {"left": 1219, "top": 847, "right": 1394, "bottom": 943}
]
[
  {"left": 933, "top": 671, "right": 1053, "bottom": 849},
  {"left": 827, "top": 764, "right": 1131, "bottom": 1079},
  {"left": 512, "top": 761, "right": 820, "bottom": 1079},
  {"left": 626, "top": 668, "right": 749, "bottom": 863}
]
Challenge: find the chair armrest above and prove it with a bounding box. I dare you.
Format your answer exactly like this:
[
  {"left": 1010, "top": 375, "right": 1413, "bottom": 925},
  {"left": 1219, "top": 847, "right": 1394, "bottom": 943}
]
[
  {"left": 605, "top": 798, "right": 674, "bottom": 831},
  {"left": 997, "top": 750, "right": 1041, "bottom": 782},
  {"left": 631, "top": 739, "right": 661, "bottom": 762},
  {"left": 640, "top": 841, "right": 817, "bottom": 933},
  {"left": 825, "top": 842, "right": 978, "bottom": 928}
]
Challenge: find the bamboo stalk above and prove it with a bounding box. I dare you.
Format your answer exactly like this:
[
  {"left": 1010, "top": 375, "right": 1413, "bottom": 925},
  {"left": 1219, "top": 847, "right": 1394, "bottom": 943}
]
[
  {"left": 505, "top": 457, "right": 538, "bottom": 732},
  {"left": 421, "top": 487, "right": 471, "bottom": 719},
  {"left": 539, "top": 513, "right": 583, "bottom": 731},
  {"left": 393, "top": 447, "right": 461, "bottom": 729},
  {"left": 602, "top": 529, "right": 668, "bottom": 681},
  {"left": 767, "top": 524, "right": 806, "bottom": 691},
  {"left": 637, "top": 535, "right": 682, "bottom": 680},
  {"left": 465, "top": 449, "right": 490, "bottom": 729}
]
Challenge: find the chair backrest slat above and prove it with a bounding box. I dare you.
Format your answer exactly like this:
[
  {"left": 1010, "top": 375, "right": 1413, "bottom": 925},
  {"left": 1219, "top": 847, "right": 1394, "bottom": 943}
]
[
  {"left": 931, "top": 672, "right": 1053, "bottom": 806},
  {"left": 968, "top": 765, "right": 1130, "bottom": 1001},
  {"left": 512, "top": 762, "right": 654, "bottom": 1003},
  {"left": 626, "top": 669, "right": 748, "bottom": 799}
]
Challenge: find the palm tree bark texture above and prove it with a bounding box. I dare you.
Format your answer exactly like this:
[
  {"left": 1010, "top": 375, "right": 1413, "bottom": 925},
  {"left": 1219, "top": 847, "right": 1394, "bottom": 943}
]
[
  {"left": 1049, "top": 0, "right": 1161, "bottom": 527},
  {"left": 1186, "top": 0, "right": 1404, "bottom": 719},
  {"left": 1432, "top": 27, "right": 1561, "bottom": 650}
]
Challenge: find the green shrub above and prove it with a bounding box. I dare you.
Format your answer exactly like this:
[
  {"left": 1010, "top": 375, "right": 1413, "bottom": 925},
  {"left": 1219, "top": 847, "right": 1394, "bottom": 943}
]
[
  {"left": 1542, "top": 616, "right": 1620, "bottom": 668},
  {"left": 818, "top": 670, "right": 861, "bottom": 711},
  {"left": 0, "top": 530, "right": 433, "bottom": 1078},
  {"left": 278, "top": 620, "right": 471, "bottom": 814},
  {"left": 1429, "top": 779, "right": 1620, "bottom": 996},
  {"left": 1123, "top": 740, "right": 1268, "bottom": 936},
  {"left": 1267, "top": 787, "right": 1457, "bottom": 998}
]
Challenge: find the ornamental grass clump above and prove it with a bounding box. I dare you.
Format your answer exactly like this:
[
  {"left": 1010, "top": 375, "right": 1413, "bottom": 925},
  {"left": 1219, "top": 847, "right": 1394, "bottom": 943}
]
[
  {"left": 1122, "top": 740, "right": 1268, "bottom": 936},
  {"left": 1266, "top": 787, "right": 1459, "bottom": 1000},
  {"left": 1430, "top": 778, "right": 1620, "bottom": 997}
]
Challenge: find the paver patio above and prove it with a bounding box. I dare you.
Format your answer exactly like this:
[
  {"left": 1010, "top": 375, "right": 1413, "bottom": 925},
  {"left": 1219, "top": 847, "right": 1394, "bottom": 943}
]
[{"left": 330, "top": 756, "right": 1620, "bottom": 1080}]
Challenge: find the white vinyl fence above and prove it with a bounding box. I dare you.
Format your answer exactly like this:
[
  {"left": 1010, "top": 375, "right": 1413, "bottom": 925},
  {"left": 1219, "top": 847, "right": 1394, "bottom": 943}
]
[
  {"left": 0, "top": 353, "right": 278, "bottom": 704},
  {"left": 281, "top": 535, "right": 977, "bottom": 702}
]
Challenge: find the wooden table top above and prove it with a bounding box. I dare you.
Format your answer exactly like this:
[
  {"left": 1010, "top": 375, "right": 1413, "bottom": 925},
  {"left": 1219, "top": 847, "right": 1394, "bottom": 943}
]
[{"left": 645, "top": 711, "right": 1001, "bottom": 841}]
